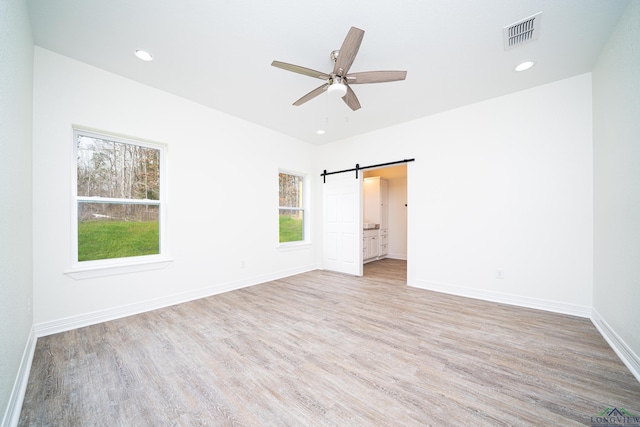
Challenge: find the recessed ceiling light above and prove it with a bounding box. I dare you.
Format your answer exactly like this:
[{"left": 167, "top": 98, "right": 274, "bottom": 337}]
[
  {"left": 135, "top": 49, "right": 153, "bottom": 62},
  {"left": 515, "top": 61, "right": 534, "bottom": 72},
  {"left": 316, "top": 130, "right": 326, "bottom": 135}
]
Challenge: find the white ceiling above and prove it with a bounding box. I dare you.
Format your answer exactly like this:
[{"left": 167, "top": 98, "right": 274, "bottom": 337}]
[{"left": 26, "top": 0, "right": 629, "bottom": 145}]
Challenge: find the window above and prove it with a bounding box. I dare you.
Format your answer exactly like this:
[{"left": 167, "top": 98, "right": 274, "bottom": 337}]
[
  {"left": 72, "top": 129, "right": 166, "bottom": 267},
  {"left": 279, "top": 172, "right": 306, "bottom": 243}
]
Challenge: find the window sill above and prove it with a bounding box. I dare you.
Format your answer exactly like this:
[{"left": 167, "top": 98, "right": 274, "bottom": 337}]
[
  {"left": 64, "top": 258, "right": 173, "bottom": 280},
  {"left": 277, "top": 242, "right": 312, "bottom": 252}
]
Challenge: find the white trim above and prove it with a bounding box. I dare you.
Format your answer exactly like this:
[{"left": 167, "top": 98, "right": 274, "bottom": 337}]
[
  {"left": 76, "top": 196, "right": 161, "bottom": 205},
  {"left": 36, "top": 263, "right": 319, "bottom": 337},
  {"left": 591, "top": 309, "right": 640, "bottom": 384},
  {"left": 409, "top": 278, "right": 592, "bottom": 318},
  {"left": 2, "top": 327, "right": 37, "bottom": 427},
  {"left": 64, "top": 258, "right": 172, "bottom": 280},
  {"left": 387, "top": 253, "right": 407, "bottom": 260},
  {"left": 277, "top": 242, "right": 313, "bottom": 252}
]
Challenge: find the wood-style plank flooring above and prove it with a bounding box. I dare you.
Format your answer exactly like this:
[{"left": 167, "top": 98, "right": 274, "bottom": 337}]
[{"left": 19, "top": 259, "right": 640, "bottom": 426}]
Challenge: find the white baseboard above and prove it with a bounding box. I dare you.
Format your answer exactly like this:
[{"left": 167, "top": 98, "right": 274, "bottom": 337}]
[
  {"left": 34, "top": 263, "right": 318, "bottom": 337},
  {"left": 591, "top": 309, "right": 640, "bottom": 384},
  {"left": 387, "top": 253, "right": 407, "bottom": 260},
  {"left": 2, "top": 327, "right": 37, "bottom": 427},
  {"left": 409, "top": 279, "right": 592, "bottom": 318}
]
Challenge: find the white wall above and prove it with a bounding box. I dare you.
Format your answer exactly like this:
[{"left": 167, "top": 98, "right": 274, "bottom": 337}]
[
  {"left": 592, "top": 1, "right": 640, "bottom": 374},
  {"left": 320, "top": 73, "right": 593, "bottom": 316},
  {"left": 0, "top": 0, "right": 34, "bottom": 423},
  {"left": 32, "top": 48, "right": 319, "bottom": 330}
]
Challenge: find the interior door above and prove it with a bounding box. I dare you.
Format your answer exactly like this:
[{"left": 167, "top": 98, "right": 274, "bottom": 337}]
[{"left": 322, "top": 172, "right": 363, "bottom": 276}]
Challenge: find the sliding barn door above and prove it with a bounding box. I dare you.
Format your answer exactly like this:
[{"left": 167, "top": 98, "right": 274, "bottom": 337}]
[{"left": 322, "top": 173, "right": 363, "bottom": 276}]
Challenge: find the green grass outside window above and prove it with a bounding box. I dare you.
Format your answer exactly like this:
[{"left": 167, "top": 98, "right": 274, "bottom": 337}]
[
  {"left": 78, "top": 220, "right": 159, "bottom": 261},
  {"left": 279, "top": 215, "right": 303, "bottom": 243}
]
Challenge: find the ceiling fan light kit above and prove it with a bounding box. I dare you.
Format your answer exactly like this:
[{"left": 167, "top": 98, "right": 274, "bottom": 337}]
[
  {"left": 271, "top": 26, "right": 407, "bottom": 111},
  {"left": 328, "top": 78, "right": 347, "bottom": 97}
]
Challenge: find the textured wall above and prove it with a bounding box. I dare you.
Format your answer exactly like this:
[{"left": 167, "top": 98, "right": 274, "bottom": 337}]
[
  {"left": 593, "top": 1, "right": 640, "bottom": 366},
  {"left": 320, "top": 74, "right": 594, "bottom": 314},
  {"left": 0, "top": 0, "right": 34, "bottom": 423},
  {"left": 31, "top": 48, "right": 319, "bottom": 327}
]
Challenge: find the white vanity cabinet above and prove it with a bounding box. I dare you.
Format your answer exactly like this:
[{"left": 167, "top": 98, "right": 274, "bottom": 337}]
[
  {"left": 379, "top": 229, "right": 389, "bottom": 257},
  {"left": 363, "top": 229, "right": 379, "bottom": 262}
]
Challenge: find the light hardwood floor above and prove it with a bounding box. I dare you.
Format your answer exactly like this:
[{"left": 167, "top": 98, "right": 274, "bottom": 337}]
[{"left": 19, "top": 259, "right": 640, "bottom": 426}]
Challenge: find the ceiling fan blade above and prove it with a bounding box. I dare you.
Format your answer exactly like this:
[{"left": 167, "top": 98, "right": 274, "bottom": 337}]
[
  {"left": 333, "top": 27, "right": 364, "bottom": 76},
  {"left": 346, "top": 70, "right": 407, "bottom": 84},
  {"left": 293, "top": 83, "right": 329, "bottom": 106},
  {"left": 342, "top": 85, "right": 361, "bottom": 111},
  {"left": 271, "top": 61, "right": 330, "bottom": 80}
]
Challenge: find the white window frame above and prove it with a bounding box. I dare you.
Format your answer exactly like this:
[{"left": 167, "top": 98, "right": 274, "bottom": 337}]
[
  {"left": 65, "top": 127, "right": 171, "bottom": 279},
  {"left": 278, "top": 169, "right": 311, "bottom": 250}
]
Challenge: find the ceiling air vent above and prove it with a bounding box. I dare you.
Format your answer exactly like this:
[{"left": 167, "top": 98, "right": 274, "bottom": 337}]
[{"left": 503, "top": 12, "right": 542, "bottom": 50}]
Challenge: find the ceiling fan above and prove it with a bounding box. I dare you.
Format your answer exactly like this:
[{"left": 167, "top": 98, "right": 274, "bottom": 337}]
[{"left": 271, "top": 26, "right": 407, "bottom": 111}]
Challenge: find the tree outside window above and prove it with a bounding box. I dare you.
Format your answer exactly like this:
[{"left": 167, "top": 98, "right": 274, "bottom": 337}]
[
  {"left": 279, "top": 172, "right": 305, "bottom": 243},
  {"left": 74, "top": 129, "right": 164, "bottom": 262}
]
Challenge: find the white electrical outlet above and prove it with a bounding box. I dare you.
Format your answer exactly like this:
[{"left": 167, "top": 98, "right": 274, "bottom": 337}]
[
  {"left": 496, "top": 269, "right": 504, "bottom": 279},
  {"left": 241, "top": 260, "right": 246, "bottom": 269}
]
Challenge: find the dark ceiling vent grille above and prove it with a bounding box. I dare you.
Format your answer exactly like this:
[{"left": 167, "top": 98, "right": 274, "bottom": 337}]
[{"left": 504, "top": 12, "right": 542, "bottom": 50}]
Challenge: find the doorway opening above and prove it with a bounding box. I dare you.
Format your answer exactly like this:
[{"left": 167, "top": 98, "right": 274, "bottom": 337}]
[{"left": 362, "top": 164, "right": 408, "bottom": 280}]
